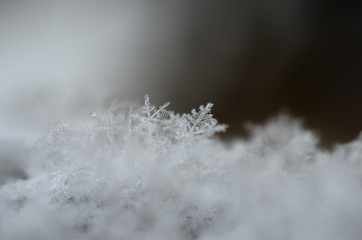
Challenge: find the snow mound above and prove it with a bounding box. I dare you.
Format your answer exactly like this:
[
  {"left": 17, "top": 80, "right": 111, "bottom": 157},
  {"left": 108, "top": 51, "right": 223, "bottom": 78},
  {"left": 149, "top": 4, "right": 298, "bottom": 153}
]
[{"left": 1, "top": 96, "right": 362, "bottom": 240}]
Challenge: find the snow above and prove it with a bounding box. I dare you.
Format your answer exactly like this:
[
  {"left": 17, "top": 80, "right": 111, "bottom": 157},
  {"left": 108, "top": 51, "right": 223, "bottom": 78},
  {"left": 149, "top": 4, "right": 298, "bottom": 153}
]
[{"left": 1, "top": 96, "right": 362, "bottom": 240}]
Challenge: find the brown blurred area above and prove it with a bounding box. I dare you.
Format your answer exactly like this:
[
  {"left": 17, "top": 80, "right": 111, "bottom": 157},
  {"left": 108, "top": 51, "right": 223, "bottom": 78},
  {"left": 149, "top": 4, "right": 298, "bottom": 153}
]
[{"left": 116, "top": 0, "right": 362, "bottom": 148}]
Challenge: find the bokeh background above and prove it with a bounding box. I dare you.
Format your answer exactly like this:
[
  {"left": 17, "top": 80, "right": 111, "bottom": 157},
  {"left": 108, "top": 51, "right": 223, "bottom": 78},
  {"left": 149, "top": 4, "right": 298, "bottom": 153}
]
[{"left": 1, "top": 0, "right": 361, "bottom": 147}]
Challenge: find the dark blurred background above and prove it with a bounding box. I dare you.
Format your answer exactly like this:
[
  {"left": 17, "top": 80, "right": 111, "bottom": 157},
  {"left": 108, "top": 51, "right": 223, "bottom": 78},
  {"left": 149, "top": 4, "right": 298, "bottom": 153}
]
[{"left": 1, "top": 0, "right": 361, "bottom": 147}]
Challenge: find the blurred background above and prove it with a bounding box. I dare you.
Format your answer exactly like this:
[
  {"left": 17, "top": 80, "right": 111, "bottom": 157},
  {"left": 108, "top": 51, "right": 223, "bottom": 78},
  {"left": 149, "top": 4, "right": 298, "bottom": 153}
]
[{"left": 1, "top": 0, "right": 361, "bottom": 147}]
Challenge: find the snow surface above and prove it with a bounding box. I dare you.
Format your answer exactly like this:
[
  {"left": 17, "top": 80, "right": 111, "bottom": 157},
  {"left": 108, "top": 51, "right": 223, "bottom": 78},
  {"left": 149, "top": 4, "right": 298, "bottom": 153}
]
[{"left": 1, "top": 96, "right": 362, "bottom": 240}]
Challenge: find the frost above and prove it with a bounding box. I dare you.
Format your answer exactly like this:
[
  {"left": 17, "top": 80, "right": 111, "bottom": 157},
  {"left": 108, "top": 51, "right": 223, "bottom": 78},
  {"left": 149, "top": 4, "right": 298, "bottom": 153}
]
[
  {"left": 0, "top": 96, "right": 362, "bottom": 240},
  {"left": 128, "top": 95, "right": 226, "bottom": 143}
]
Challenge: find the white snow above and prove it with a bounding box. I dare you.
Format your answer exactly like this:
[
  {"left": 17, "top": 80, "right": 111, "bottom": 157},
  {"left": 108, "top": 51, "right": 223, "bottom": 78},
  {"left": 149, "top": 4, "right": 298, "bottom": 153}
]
[{"left": 0, "top": 96, "right": 362, "bottom": 240}]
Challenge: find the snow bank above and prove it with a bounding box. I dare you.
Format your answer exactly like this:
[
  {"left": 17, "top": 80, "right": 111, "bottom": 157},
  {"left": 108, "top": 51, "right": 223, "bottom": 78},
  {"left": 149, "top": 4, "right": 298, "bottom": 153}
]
[{"left": 1, "top": 96, "right": 362, "bottom": 240}]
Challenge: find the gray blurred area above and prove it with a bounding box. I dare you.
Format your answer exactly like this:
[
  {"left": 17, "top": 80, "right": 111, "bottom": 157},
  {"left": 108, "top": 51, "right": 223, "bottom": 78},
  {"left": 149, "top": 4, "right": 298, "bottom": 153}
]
[{"left": 1, "top": 0, "right": 361, "bottom": 147}]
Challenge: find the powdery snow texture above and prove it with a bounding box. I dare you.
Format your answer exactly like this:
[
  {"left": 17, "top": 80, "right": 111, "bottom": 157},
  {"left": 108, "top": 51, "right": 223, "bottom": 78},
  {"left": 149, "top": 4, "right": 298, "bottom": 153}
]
[{"left": 1, "top": 96, "right": 362, "bottom": 240}]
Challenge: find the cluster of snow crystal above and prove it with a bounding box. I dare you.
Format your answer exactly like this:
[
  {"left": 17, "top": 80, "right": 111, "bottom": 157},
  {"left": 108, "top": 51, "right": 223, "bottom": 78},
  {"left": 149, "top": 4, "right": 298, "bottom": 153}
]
[{"left": 1, "top": 96, "right": 362, "bottom": 240}]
